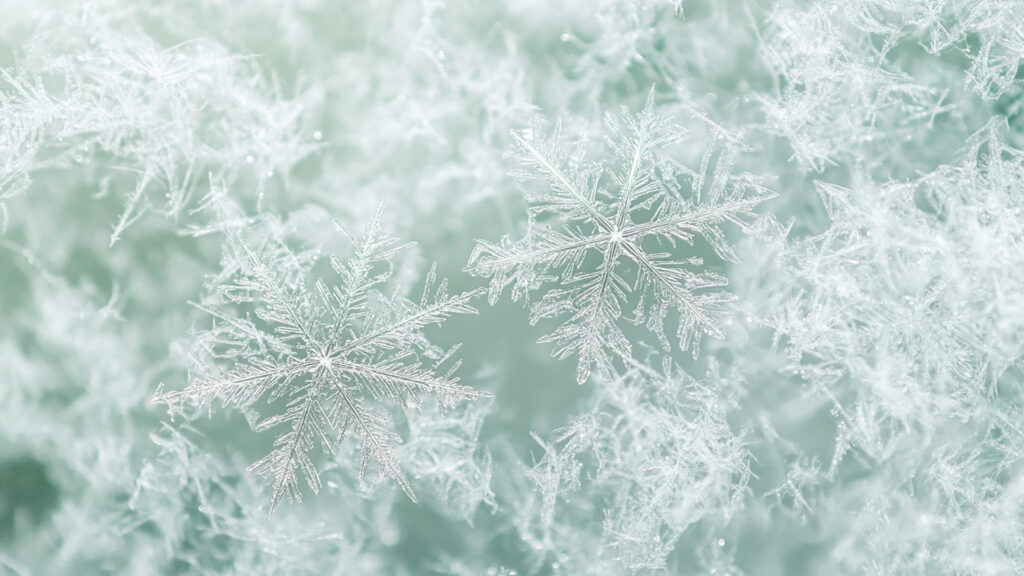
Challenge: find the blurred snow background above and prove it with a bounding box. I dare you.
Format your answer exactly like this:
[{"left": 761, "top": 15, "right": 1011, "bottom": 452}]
[{"left": 1, "top": 1, "right": 1022, "bottom": 574}]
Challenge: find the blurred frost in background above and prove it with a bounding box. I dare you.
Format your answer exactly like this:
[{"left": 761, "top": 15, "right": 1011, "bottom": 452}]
[{"left": 1, "top": 1, "right": 1023, "bottom": 575}]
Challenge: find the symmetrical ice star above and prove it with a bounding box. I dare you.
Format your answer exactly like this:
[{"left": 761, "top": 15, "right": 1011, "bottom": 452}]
[
  {"left": 468, "top": 92, "right": 774, "bottom": 384},
  {"left": 160, "top": 211, "right": 487, "bottom": 513}
]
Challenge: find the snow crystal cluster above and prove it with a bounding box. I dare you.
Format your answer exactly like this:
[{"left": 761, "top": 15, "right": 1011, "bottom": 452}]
[{"left": 1, "top": 1, "right": 1022, "bottom": 575}]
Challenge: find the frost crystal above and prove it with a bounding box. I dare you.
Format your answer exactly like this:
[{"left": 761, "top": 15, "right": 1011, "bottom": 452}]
[
  {"left": 749, "top": 119, "right": 1024, "bottom": 467},
  {"left": 469, "top": 91, "right": 774, "bottom": 384},
  {"left": 158, "top": 209, "right": 488, "bottom": 513},
  {"left": 519, "top": 361, "right": 749, "bottom": 573},
  {"left": 7, "top": 0, "right": 1024, "bottom": 573},
  {"left": 0, "top": 22, "right": 316, "bottom": 244}
]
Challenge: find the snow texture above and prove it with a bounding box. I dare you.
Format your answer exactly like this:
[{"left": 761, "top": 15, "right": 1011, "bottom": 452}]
[{"left": 1, "top": 0, "right": 1023, "bottom": 575}]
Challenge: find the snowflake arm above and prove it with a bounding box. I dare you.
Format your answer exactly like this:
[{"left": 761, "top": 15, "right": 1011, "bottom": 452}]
[
  {"left": 247, "top": 375, "right": 333, "bottom": 511},
  {"left": 535, "top": 244, "right": 632, "bottom": 385},
  {"left": 324, "top": 363, "right": 416, "bottom": 502},
  {"left": 336, "top": 273, "right": 482, "bottom": 359},
  {"left": 510, "top": 128, "right": 611, "bottom": 229}
]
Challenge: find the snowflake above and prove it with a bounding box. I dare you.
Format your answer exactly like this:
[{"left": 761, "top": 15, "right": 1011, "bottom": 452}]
[
  {"left": 468, "top": 91, "right": 774, "bottom": 384},
  {"left": 158, "top": 209, "right": 488, "bottom": 513}
]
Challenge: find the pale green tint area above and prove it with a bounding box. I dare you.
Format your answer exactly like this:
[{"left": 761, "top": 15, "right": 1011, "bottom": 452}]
[{"left": 2, "top": 0, "right": 1023, "bottom": 575}]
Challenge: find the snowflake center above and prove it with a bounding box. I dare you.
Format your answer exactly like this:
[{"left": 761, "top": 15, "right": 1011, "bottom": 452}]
[
  {"left": 318, "top": 355, "right": 332, "bottom": 369},
  {"left": 609, "top": 227, "right": 623, "bottom": 243}
]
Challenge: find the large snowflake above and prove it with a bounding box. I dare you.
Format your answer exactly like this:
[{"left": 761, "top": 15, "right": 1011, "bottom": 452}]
[
  {"left": 468, "top": 92, "right": 773, "bottom": 384},
  {"left": 159, "top": 210, "right": 487, "bottom": 513}
]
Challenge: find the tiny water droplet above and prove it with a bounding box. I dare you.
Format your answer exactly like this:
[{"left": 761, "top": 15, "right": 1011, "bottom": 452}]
[
  {"left": 717, "top": 538, "right": 726, "bottom": 547},
  {"left": 313, "top": 130, "right": 323, "bottom": 140},
  {"left": 560, "top": 32, "right": 572, "bottom": 42},
  {"left": 245, "top": 155, "right": 255, "bottom": 164}
]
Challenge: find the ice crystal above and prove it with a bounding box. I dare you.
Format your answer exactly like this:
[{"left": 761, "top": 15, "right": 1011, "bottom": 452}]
[
  {"left": 469, "top": 90, "right": 774, "bottom": 384},
  {"left": 751, "top": 119, "right": 1024, "bottom": 465},
  {"left": 519, "top": 361, "right": 749, "bottom": 573},
  {"left": 5, "top": 0, "right": 1024, "bottom": 573},
  {"left": 158, "top": 210, "right": 488, "bottom": 513},
  {"left": 0, "top": 16, "right": 316, "bottom": 244}
]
